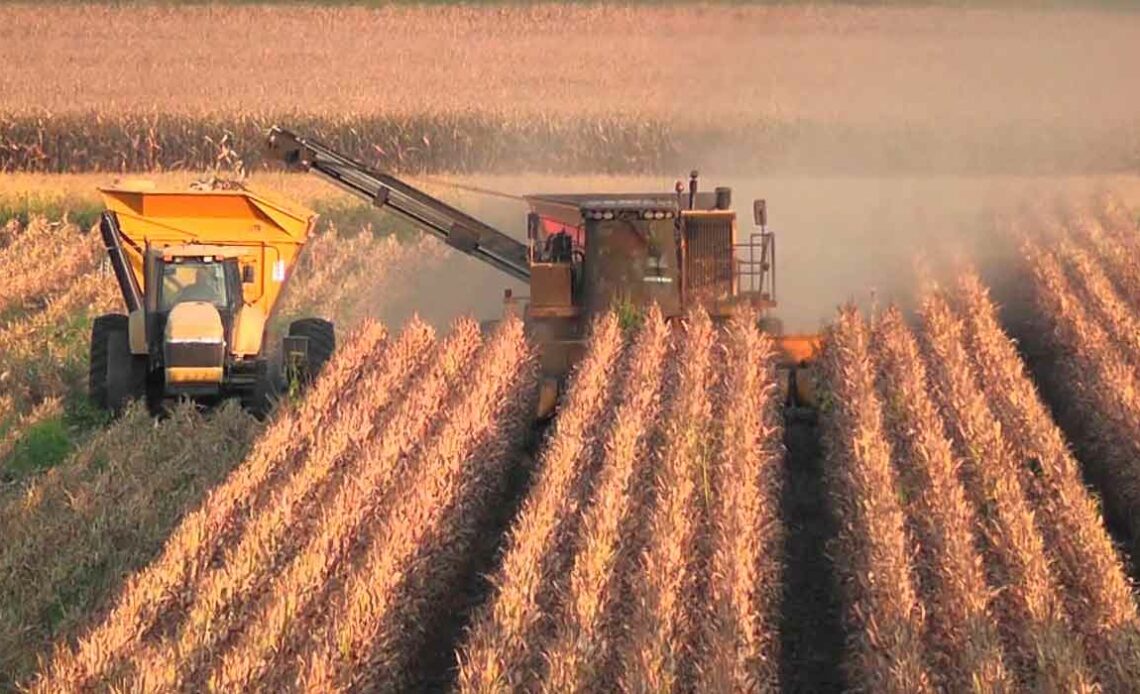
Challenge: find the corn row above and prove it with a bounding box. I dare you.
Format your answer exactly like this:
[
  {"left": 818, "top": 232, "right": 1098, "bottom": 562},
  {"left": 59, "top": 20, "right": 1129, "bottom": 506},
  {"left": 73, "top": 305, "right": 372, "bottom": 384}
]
[
  {"left": 1056, "top": 238, "right": 1140, "bottom": 369},
  {"left": 699, "top": 312, "right": 785, "bottom": 692},
  {"left": 954, "top": 270, "right": 1140, "bottom": 688},
  {"left": 0, "top": 269, "right": 116, "bottom": 415},
  {"left": 32, "top": 321, "right": 389, "bottom": 692},
  {"left": 298, "top": 316, "right": 535, "bottom": 691},
  {"left": 541, "top": 307, "right": 670, "bottom": 692},
  {"left": 870, "top": 306, "right": 1009, "bottom": 692},
  {"left": 457, "top": 312, "right": 623, "bottom": 692},
  {"left": 122, "top": 320, "right": 435, "bottom": 691},
  {"left": 1063, "top": 208, "right": 1140, "bottom": 316},
  {"left": 210, "top": 319, "right": 483, "bottom": 691},
  {"left": 1020, "top": 241, "right": 1140, "bottom": 569},
  {"left": 919, "top": 292, "right": 1094, "bottom": 691},
  {"left": 621, "top": 308, "right": 717, "bottom": 692},
  {"left": 820, "top": 306, "right": 933, "bottom": 693},
  {"left": 1091, "top": 192, "right": 1140, "bottom": 246},
  {"left": 0, "top": 220, "right": 99, "bottom": 316}
]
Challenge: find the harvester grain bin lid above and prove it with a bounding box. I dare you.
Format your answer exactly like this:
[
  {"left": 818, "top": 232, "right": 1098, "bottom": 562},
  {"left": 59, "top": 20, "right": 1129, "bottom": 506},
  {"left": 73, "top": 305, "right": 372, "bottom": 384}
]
[{"left": 98, "top": 182, "right": 316, "bottom": 247}]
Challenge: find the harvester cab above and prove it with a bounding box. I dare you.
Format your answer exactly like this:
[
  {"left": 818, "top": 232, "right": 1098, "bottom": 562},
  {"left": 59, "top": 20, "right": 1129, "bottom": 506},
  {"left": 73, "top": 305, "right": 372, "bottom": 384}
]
[
  {"left": 265, "top": 127, "right": 820, "bottom": 417},
  {"left": 91, "top": 181, "right": 335, "bottom": 414}
]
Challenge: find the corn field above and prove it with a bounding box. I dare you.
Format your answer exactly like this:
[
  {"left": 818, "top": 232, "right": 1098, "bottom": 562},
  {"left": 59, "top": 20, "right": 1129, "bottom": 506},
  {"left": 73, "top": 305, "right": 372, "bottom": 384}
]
[
  {"left": 1, "top": 6, "right": 1138, "bottom": 175},
  {"left": 5, "top": 191, "right": 1140, "bottom": 691}
]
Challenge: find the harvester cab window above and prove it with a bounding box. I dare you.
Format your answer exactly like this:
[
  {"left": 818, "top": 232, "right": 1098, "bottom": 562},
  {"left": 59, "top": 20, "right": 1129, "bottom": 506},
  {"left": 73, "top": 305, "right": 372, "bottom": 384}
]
[
  {"left": 159, "top": 260, "right": 230, "bottom": 311},
  {"left": 545, "top": 231, "right": 574, "bottom": 264}
]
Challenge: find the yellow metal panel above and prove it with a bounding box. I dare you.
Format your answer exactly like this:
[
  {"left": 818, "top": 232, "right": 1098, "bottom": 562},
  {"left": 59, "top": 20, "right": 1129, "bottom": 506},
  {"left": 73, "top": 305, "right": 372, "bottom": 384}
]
[
  {"left": 232, "top": 305, "right": 266, "bottom": 357},
  {"left": 530, "top": 263, "right": 572, "bottom": 307},
  {"left": 164, "top": 302, "right": 224, "bottom": 343},
  {"left": 166, "top": 366, "right": 224, "bottom": 384},
  {"left": 128, "top": 309, "right": 147, "bottom": 355},
  {"left": 774, "top": 334, "right": 822, "bottom": 366}
]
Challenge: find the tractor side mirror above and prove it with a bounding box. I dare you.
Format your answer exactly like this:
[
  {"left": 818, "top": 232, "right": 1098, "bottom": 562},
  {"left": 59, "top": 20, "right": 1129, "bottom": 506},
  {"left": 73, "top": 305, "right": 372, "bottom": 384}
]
[
  {"left": 753, "top": 199, "right": 768, "bottom": 227},
  {"left": 242, "top": 264, "right": 255, "bottom": 283}
]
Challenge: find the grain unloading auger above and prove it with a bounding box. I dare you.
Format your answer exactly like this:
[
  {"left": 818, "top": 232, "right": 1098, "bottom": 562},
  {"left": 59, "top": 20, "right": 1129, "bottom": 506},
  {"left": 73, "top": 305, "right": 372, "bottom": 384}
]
[
  {"left": 90, "top": 181, "right": 334, "bottom": 414},
  {"left": 266, "top": 126, "right": 820, "bottom": 417}
]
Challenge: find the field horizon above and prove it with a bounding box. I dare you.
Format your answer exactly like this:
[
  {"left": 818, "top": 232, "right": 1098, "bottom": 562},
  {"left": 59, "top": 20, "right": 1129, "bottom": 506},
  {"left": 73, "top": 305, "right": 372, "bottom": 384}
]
[{"left": 2, "top": 4, "right": 1138, "bottom": 175}]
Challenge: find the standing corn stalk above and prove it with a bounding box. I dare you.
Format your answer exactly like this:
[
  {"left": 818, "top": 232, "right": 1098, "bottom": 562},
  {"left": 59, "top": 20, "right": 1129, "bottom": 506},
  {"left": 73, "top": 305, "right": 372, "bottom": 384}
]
[
  {"left": 122, "top": 320, "right": 435, "bottom": 692},
  {"left": 621, "top": 308, "right": 717, "bottom": 692},
  {"left": 919, "top": 291, "right": 1094, "bottom": 692},
  {"left": 209, "top": 319, "right": 483, "bottom": 691},
  {"left": 954, "top": 269, "right": 1140, "bottom": 689},
  {"left": 870, "top": 306, "right": 1009, "bottom": 692},
  {"left": 1021, "top": 241, "right": 1140, "bottom": 580},
  {"left": 297, "top": 316, "right": 536, "bottom": 691},
  {"left": 457, "top": 313, "right": 624, "bottom": 692},
  {"left": 699, "top": 311, "right": 785, "bottom": 692},
  {"left": 540, "top": 306, "right": 671, "bottom": 692},
  {"left": 819, "top": 305, "right": 933, "bottom": 694}
]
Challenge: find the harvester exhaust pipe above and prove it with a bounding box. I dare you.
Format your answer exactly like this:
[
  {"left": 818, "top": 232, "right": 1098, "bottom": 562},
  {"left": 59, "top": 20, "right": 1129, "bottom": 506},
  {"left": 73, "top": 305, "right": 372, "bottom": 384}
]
[
  {"left": 688, "top": 170, "right": 699, "bottom": 210},
  {"left": 99, "top": 211, "right": 143, "bottom": 312}
]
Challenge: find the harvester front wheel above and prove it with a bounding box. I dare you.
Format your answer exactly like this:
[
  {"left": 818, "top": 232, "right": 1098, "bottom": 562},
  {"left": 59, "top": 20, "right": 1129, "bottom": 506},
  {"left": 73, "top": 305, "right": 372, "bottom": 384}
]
[
  {"left": 287, "top": 318, "right": 336, "bottom": 385},
  {"left": 89, "top": 314, "right": 145, "bottom": 412}
]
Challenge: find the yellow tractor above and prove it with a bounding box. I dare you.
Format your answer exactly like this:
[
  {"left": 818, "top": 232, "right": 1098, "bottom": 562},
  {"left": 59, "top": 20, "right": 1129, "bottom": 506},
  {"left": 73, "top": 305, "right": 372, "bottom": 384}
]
[
  {"left": 90, "top": 180, "right": 333, "bottom": 414},
  {"left": 266, "top": 127, "right": 818, "bottom": 417}
]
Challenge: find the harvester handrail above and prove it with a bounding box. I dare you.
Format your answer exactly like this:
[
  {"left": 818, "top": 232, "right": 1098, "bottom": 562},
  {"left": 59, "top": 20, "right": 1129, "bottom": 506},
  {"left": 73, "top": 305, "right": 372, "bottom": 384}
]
[{"left": 266, "top": 127, "right": 531, "bottom": 282}]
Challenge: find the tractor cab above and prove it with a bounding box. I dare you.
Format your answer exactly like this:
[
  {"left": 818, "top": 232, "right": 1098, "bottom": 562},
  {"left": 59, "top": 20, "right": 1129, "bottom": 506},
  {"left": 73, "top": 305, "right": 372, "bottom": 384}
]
[{"left": 150, "top": 246, "right": 246, "bottom": 314}]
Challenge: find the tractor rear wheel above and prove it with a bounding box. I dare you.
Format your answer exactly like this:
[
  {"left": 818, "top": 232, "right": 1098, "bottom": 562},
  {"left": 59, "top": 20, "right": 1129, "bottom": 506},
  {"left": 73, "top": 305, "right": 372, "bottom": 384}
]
[
  {"left": 287, "top": 318, "right": 336, "bottom": 384},
  {"left": 89, "top": 314, "right": 145, "bottom": 412}
]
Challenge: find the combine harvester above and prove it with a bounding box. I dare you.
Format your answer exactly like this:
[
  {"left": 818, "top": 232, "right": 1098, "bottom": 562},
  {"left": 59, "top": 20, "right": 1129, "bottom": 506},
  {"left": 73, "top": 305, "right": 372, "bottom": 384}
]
[
  {"left": 266, "top": 127, "right": 819, "bottom": 416},
  {"left": 89, "top": 129, "right": 819, "bottom": 417},
  {"left": 90, "top": 182, "right": 334, "bottom": 414}
]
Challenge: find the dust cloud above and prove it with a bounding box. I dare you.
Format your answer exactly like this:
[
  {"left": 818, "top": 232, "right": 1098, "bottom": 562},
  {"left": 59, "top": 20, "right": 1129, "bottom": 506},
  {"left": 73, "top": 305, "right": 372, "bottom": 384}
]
[{"left": 367, "top": 174, "right": 1140, "bottom": 334}]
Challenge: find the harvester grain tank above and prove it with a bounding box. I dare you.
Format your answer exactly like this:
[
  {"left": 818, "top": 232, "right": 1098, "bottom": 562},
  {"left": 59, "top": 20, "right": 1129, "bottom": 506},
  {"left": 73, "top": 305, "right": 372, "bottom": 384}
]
[
  {"left": 265, "top": 127, "right": 819, "bottom": 417},
  {"left": 90, "top": 181, "right": 334, "bottom": 413}
]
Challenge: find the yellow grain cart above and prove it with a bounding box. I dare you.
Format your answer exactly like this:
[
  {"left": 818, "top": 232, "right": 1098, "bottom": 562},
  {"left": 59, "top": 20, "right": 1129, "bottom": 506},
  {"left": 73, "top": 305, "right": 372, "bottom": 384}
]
[{"left": 91, "top": 180, "right": 333, "bottom": 414}]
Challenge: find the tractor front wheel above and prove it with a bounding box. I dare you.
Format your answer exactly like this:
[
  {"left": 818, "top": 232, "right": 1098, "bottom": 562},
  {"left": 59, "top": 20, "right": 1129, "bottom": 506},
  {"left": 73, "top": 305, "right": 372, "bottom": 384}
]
[{"left": 89, "top": 314, "right": 146, "bottom": 412}]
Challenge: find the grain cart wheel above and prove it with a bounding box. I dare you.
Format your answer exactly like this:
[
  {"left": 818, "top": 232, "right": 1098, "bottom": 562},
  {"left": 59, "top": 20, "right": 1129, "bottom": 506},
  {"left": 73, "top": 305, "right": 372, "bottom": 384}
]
[
  {"left": 89, "top": 314, "right": 145, "bottom": 412},
  {"left": 285, "top": 318, "right": 336, "bottom": 388}
]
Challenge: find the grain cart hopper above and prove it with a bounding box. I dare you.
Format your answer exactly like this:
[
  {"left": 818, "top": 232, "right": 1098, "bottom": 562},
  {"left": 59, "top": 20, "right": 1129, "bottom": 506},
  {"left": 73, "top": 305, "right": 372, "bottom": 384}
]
[
  {"left": 266, "top": 127, "right": 819, "bottom": 417},
  {"left": 90, "top": 181, "right": 334, "bottom": 413}
]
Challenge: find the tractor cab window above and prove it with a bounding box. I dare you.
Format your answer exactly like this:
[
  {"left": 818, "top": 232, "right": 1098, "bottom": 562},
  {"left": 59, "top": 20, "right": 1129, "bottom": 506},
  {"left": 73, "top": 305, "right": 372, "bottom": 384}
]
[{"left": 159, "top": 260, "right": 230, "bottom": 312}]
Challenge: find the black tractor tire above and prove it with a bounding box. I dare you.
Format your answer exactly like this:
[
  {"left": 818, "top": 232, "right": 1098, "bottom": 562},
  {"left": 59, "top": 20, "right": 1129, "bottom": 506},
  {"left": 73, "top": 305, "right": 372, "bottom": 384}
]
[
  {"left": 287, "top": 318, "right": 336, "bottom": 384},
  {"left": 241, "top": 361, "right": 278, "bottom": 420},
  {"left": 89, "top": 314, "right": 146, "bottom": 412}
]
